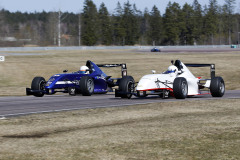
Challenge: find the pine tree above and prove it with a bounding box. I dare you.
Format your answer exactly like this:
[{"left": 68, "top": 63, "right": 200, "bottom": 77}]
[
  {"left": 217, "top": 6, "right": 226, "bottom": 44},
  {"left": 122, "top": 1, "right": 139, "bottom": 45},
  {"left": 81, "top": 0, "right": 98, "bottom": 46},
  {"left": 112, "top": 2, "right": 125, "bottom": 45},
  {"left": 223, "top": 0, "right": 236, "bottom": 44},
  {"left": 163, "top": 2, "right": 182, "bottom": 45},
  {"left": 0, "top": 9, "right": 5, "bottom": 37},
  {"left": 148, "top": 5, "right": 162, "bottom": 45},
  {"left": 140, "top": 8, "right": 150, "bottom": 45},
  {"left": 98, "top": 3, "right": 112, "bottom": 45},
  {"left": 180, "top": 3, "right": 195, "bottom": 45},
  {"left": 203, "top": 0, "right": 219, "bottom": 44},
  {"left": 192, "top": 0, "right": 203, "bottom": 44},
  {"left": 133, "top": 4, "right": 142, "bottom": 45}
]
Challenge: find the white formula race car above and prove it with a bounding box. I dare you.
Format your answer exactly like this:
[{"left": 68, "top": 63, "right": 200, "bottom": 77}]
[{"left": 115, "top": 60, "right": 225, "bottom": 99}]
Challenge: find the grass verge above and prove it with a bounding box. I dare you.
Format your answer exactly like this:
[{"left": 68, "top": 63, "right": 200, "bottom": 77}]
[{"left": 0, "top": 99, "right": 240, "bottom": 159}]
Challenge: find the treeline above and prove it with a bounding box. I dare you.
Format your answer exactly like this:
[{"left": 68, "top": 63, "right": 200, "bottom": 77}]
[{"left": 0, "top": 0, "right": 239, "bottom": 47}]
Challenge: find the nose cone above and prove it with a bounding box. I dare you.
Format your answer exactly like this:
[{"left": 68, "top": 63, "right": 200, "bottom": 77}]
[
  {"left": 136, "top": 75, "right": 157, "bottom": 91},
  {"left": 136, "top": 74, "right": 175, "bottom": 91},
  {"left": 45, "top": 74, "right": 63, "bottom": 89},
  {"left": 45, "top": 80, "right": 56, "bottom": 89},
  {"left": 136, "top": 78, "right": 153, "bottom": 91}
]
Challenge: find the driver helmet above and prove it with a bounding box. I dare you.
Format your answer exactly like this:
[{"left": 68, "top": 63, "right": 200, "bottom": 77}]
[
  {"left": 80, "top": 66, "right": 89, "bottom": 74},
  {"left": 167, "top": 65, "right": 178, "bottom": 76}
]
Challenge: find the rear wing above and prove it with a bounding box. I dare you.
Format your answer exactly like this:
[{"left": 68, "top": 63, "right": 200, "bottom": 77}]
[
  {"left": 185, "top": 63, "right": 215, "bottom": 78},
  {"left": 97, "top": 63, "right": 127, "bottom": 77}
]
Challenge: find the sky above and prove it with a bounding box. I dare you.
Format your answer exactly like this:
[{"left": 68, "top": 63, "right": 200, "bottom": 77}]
[{"left": 0, "top": 0, "right": 239, "bottom": 14}]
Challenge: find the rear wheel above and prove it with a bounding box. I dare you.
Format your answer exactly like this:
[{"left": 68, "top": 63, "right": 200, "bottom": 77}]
[
  {"left": 80, "top": 76, "right": 94, "bottom": 96},
  {"left": 119, "top": 76, "right": 135, "bottom": 99},
  {"left": 31, "top": 77, "right": 46, "bottom": 97},
  {"left": 210, "top": 77, "right": 225, "bottom": 97},
  {"left": 173, "top": 77, "right": 188, "bottom": 99}
]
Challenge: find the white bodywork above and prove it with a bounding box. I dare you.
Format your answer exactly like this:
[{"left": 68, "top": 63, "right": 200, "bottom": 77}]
[{"left": 136, "top": 61, "right": 211, "bottom": 96}]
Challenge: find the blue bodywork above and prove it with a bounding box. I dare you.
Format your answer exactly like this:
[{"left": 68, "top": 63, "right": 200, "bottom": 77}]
[
  {"left": 151, "top": 48, "right": 161, "bottom": 52},
  {"left": 45, "top": 60, "right": 108, "bottom": 94}
]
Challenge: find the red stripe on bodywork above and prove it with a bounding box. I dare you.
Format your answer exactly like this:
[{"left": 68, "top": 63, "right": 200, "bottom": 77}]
[{"left": 138, "top": 88, "right": 173, "bottom": 92}]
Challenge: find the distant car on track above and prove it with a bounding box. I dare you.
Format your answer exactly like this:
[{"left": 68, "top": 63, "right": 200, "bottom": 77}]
[
  {"left": 26, "top": 60, "right": 128, "bottom": 97},
  {"left": 151, "top": 47, "right": 161, "bottom": 52},
  {"left": 115, "top": 60, "right": 225, "bottom": 99}
]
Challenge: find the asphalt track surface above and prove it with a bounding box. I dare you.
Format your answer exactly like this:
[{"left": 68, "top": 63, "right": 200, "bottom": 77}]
[{"left": 0, "top": 90, "right": 239, "bottom": 118}]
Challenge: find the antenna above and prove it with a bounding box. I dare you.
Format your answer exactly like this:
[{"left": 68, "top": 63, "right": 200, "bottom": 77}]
[{"left": 57, "top": 8, "right": 68, "bottom": 47}]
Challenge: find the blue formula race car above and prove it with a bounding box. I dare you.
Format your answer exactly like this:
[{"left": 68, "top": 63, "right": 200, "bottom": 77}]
[
  {"left": 151, "top": 47, "right": 161, "bottom": 52},
  {"left": 26, "top": 60, "right": 128, "bottom": 97}
]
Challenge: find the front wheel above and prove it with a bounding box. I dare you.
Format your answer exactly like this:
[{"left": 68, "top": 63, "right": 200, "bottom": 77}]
[
  {"left": 80, "top": 76, "right": 94, "bottom": 96},
  {"left": 210, "top": 77, "right": 225, "bottom": 97},
  {"left": 173, "top": 77, "right": 188, "bottom": 99},
  {"left": 119, "top": 76, "right": 135, "bottom": 99},
  {"left": 31, "top": 77, "right": 46, "bottom": 97}
]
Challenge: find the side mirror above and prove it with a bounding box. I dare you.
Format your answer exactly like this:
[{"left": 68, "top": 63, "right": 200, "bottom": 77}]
[
  {"left": 63, "top": 70, "right": 68, "bottom": 73},
  {"left": 152, "top": 70, "right": 156, "bottom": 74}
]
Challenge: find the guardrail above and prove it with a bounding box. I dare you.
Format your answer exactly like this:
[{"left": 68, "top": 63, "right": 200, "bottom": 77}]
[{"left": 0, "top": 45, "right": 234, "bottom": 52}]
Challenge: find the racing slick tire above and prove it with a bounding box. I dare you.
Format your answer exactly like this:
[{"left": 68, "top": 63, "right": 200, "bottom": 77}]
[
  {"left": 80, "top": 76, "right": 94, "bottom": 96},
  {"left": 31, "top": 77, "right": 46, "bottom": 97},
  {"left": 119, "top": 76, "right": 135, "bottom": 99},
  {"left": 173, "top": 77, "right": 188, "bottom": 99},
  {"left": 210, "top": 77, "right": 225, "bottom": 97}
]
